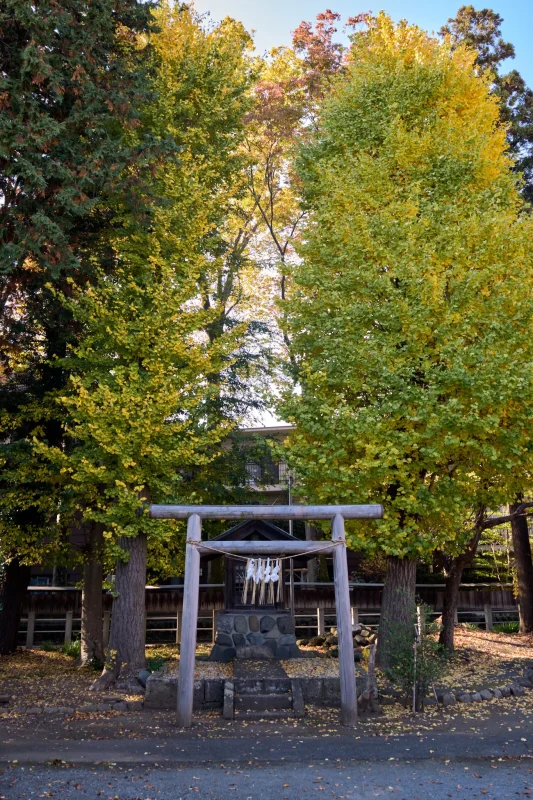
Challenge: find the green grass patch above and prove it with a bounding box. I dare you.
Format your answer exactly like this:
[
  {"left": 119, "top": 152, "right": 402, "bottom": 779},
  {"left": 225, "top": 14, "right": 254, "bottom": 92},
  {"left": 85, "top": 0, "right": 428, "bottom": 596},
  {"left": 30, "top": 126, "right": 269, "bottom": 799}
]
[
  {"left": 61, "top": 639, "right": 81, "bottom": 659},
  {"left": 493, "top": 621, "right": 519, "bottom": 634}
]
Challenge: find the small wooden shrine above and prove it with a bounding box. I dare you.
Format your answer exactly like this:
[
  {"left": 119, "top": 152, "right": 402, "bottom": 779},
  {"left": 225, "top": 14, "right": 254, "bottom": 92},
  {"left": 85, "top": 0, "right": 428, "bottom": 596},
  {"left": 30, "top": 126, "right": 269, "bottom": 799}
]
[{"left": 202, "top": 520, "right": 311, "bottom": 662}]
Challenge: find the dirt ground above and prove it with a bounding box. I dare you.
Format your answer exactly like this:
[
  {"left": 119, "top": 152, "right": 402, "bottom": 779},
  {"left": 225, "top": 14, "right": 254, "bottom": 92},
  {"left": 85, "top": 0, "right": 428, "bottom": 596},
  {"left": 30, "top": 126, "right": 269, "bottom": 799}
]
[
  {"left": 3, "top": 687, "right": 533, "bottom": 746},
  {"left": 0, "top": 626, "right": 531, "bottom": 718},
  {"left": 2, "top": 629, "right": 533, "bottom": 800},
  {"left": 437, "top": 627, "right": 533, "bottom": 692}
]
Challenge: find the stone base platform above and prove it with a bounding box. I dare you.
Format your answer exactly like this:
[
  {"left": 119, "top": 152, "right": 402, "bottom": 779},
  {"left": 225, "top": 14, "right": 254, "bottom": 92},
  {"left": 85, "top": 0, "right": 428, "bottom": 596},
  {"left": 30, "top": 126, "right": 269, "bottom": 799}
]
[
  {"left": 144, "top": 672, "right": 343, "bottom": 711},
  {"left": 210, "top": 610, "right": 301, "bottom": 662}
]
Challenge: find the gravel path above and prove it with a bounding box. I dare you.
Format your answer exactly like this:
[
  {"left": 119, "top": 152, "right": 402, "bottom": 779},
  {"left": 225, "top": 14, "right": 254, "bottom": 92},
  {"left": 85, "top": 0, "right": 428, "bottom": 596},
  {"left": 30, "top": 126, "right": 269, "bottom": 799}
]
[{"left": 2, "top": 757, "right": 533, "bottom": 800}]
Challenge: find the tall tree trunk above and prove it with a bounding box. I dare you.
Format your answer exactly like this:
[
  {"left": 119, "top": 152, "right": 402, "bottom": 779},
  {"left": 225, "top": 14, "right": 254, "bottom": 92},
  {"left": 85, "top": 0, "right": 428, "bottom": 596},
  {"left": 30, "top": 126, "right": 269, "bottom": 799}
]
[
  {"left": 80, "top": 522, "right": 104, "bottom": 666},
  {"left": 510, "top": 498, "right": 533, "bottom": 634},
  {"left": 439, "top": 560, "right": 464, "bottom": 652},
  {"left": 52, "top": 565, "right": 67, "bottom": 586},
  {"left": 91, "top": 534, "right": 147, "bottom": 691},
  {"left": 439, "top": 526, "right": 483, "bottom": 652},
  {"left": 376, "top": 555, "right": 417, "bottom": 669},
  {"left": 0, "top": 559, "right": 31, "bottom": 655}
]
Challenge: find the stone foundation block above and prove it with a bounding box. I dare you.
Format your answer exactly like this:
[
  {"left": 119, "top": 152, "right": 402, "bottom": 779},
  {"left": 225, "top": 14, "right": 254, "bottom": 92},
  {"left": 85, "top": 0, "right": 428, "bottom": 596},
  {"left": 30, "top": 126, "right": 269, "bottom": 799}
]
[
  {"left": 234, "top": 616, "right": 248, "bottom": 634},
  {"left": 278, "top": 617, "right": 295, "bottom": 635},
  {"left": 279, "top": 634, "right": 297, "bottom": 646},
  {"left": 205, "top": 680, "right": 224, "bottom": 704},
  {"left": 145, "top": 673, "right": 178, "bottom": 709},
  {"left": 323, "top": 678, "right": 341, "bottom": 706},
  {"left": 223, "top": 681, "right": 234, "bottom": 720},
  {"left": 301, "top": 678, "right": 324, "bottom": 705},
  {"left": 217, "top": 615, "right": 234, "bottom": 634},
  {"left": 235, "top": 645, "right": 274, "bottom": 659},
  {"left": 209, "top": 644, "right": 236, "bottom": 663},
  {"left": 193, "top": 680, "right": 204, "bottom": 707}
]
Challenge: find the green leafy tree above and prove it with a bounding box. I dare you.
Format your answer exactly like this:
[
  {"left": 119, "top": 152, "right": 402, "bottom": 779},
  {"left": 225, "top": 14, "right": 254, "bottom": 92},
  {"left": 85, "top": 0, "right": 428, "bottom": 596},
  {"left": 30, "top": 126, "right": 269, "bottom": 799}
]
[
  {"left": 0, "top": 0, "right": 155, "bottom": 654},
  {"left": 282, "top": 14, "right": 533, "bottom": 665},
  {"left": 441, "top": 6, "right": 533, "bottom": 634},
  {"left": 383, "top": 602, "right": 448, "bottom": 711},
  {"left": 44, "top": 4, "right": 255, "bottom": 688},
  {"left": 441, "top": 5, "right": 533, "bottom": 202}
]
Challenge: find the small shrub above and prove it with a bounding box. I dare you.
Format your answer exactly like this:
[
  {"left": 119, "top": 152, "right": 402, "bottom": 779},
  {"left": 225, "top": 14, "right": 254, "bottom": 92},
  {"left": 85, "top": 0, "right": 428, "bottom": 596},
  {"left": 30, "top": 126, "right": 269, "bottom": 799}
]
[
  {"left": 61, "top": 639, "right": 81, "bottom": 659},
  {"left": 147, "top": 654, "right": 165, "bottom": 673},
  {"left": 493, "top": 621, "right": 519, "bottom": 634},
  {"left": 383, "top": 602, "right": 449, "bottom": 711},
  {"left": 40, "top": 640, "right": 57, "bottom": 652}
]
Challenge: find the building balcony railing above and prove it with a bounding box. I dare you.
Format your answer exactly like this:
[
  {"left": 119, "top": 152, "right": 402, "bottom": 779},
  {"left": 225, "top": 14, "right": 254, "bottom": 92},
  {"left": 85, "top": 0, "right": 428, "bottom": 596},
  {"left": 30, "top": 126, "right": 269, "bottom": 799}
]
[{"left": 245, "top": 460, "right": 291, "bottom": 485}]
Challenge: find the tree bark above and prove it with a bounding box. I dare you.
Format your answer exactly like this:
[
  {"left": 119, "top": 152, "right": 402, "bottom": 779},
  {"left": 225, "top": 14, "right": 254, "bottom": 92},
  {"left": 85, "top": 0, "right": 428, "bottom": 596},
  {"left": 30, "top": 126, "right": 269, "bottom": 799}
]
[
  {"left": 439, "top": 525, "right": 483, "bottom": 652},
  {"left": 0, "top": 559, "right": 31, "bottom": 655},
  {"left": 439, "top": 561, "right": 464, "bottom": 652},
  {"left": 52, "top": 565, "right": 67, "bottom": 586},
  {"left": 376, "top": 555, "right": 417, "bottom": 669},
  {"left": 510, "top": 498, "right": 533, "bottom": 634},
  {"left": 80, "top": 522, "right": 104, "bottom": 666},
  {"left": 91, "top": 534, "right": 147, "bottom": 691}
]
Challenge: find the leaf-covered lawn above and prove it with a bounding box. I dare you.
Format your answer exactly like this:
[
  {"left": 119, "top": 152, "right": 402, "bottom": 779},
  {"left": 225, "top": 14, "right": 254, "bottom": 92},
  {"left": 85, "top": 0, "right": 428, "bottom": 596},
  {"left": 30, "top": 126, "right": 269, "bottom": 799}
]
[
  {"left": 287, "top": 627, "right": 533, "bottom": 692},
  {"left": 0, "top": 644, "right": 231, "bottom": 713},
  {"left": 437, "top": 627, "right": 533, "bottom": 692},
  {"left": 146, "top": 644, "right": 232, "bottom": 679},
  {"left": 0, "top": 649, "right": 140, "bottom": 712},
  {"left": 1, "top": 628, "right": 531, "bottom": 715}
]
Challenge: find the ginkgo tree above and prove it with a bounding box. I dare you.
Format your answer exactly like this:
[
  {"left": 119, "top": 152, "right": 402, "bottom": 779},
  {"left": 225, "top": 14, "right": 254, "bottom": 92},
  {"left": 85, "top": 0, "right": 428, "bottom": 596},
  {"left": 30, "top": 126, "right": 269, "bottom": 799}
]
[
  {"left": 440, "top": 4, "right": 533, "bottom": 637},
  {"left": 282, "top": 13, "right": 533, "bottom": 666},
  {"left": 41, "top": 4, "right": 255, "bottom": 688}
]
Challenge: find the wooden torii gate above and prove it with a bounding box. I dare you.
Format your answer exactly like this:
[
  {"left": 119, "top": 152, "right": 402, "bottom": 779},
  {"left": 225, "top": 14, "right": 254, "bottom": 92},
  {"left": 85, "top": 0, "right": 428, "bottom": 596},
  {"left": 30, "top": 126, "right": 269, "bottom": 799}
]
[{"left": 149, "top": 504, "right": 383, "bottom": 727}]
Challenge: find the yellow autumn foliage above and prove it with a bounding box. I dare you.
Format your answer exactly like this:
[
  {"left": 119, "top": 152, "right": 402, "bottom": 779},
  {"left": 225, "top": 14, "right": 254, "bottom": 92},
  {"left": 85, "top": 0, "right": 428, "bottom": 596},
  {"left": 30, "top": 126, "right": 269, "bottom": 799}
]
[{"left": 282, "top": 14, "right": 533, "bottom": 557}]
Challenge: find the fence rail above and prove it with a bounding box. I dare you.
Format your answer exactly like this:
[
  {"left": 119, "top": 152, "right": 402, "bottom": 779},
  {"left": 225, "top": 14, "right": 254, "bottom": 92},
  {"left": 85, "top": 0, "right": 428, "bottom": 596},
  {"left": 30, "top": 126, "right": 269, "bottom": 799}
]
[
  {"left": 18, "top": 604, "right": 520, "bottom": 648},
  {"left": 20, "top": 582, "right": 518, "bottom": 647},
  {"left": 245, "top": 460, "right": 290, "bottom": 484}
]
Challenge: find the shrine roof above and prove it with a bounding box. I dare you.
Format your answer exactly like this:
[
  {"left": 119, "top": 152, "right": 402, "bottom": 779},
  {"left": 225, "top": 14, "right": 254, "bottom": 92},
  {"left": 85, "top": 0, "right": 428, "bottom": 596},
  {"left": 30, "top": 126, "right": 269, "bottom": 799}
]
[{"left": 208, "top": 518, "right": 300, "bottom": 542}]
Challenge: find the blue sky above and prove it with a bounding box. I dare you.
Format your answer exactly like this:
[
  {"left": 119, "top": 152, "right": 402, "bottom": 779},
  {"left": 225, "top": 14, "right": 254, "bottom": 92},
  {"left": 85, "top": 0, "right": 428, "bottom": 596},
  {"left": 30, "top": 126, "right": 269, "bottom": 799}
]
[{"left": 192, "top": 0, "right": 533, "bottom": 86}]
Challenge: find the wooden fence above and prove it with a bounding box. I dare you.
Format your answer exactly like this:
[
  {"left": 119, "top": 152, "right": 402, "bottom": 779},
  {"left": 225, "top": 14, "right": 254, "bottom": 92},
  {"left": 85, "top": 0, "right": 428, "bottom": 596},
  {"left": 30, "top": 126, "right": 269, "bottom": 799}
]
[{"left": 18, "top": 583, "right": 518, "bottom": 648}]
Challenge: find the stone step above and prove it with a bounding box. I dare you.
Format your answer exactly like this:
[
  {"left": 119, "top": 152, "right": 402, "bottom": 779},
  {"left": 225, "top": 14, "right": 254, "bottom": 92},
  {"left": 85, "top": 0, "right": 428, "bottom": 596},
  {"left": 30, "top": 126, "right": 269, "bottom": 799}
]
[
  {"left": 234, "top": 693, "right": 292, "bottom": 712},
  {"left": 234, "top": 680, "right": 264, "bottom": 694},
  {"left": 234, "top": 709, "right": 296, "bottom": 720},
  {"left": 234, "top": 678, "right": 291, "bottom": 694}
]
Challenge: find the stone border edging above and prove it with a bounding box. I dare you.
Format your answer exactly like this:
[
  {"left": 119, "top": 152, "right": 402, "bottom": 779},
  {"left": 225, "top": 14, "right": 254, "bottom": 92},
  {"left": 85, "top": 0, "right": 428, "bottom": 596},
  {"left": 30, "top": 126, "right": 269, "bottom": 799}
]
[
  {"left": 3, "top": 670, "right": 532, "bottom": 717},
  {"left": 435, "top": 666, "right": 533, "bottom": 707},
  {"left": 439, "top": 682, "right": 527, "bottom": 706},
  {"left": 0, "top": 698, "right": 144, "bottom": 716}
]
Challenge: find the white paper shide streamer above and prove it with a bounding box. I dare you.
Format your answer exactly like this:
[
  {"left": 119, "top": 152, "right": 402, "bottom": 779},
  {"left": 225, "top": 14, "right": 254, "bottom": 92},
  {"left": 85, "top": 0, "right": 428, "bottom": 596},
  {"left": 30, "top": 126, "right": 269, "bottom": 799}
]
[{"left": 242, "top": 557, "right": 282, "bottom": 605}]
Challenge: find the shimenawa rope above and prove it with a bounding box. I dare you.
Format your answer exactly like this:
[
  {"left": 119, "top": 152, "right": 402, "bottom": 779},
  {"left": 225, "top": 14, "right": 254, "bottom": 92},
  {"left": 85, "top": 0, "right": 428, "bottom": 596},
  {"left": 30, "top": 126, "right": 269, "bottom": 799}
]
[{"left": 187, "top": 539, "right": 342, "bottom": 606}]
